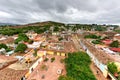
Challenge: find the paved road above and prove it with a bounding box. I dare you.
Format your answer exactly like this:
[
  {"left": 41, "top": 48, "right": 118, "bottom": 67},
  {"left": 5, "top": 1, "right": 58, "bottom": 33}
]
[{"left": 71, "top": 35, "right": 83, "bottom": 51}]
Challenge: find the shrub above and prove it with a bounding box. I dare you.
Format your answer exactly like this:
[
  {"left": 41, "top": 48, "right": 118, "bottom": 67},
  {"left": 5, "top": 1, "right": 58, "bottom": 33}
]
[
  {"left": 59, "top": 37, "right": 63, "bottom": 41},
  {"left": 44, "top": 58, "right": 49, "bottom": 62},
  {"left": 51, "top": 57, "right": 55, "bottom": 62},
  {"left": 60, "top": 59, "right": 64, "bottom": 63},
  {"left": 33, "top": 49, "right": 37, "bottom": 57},
  {"left": 28, "top": 40, "right": 34, "bottom": 44}
]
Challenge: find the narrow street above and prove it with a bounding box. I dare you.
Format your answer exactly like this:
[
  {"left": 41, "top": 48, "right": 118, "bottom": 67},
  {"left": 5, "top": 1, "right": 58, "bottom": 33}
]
[
  {"left": 72, "top": 35, "right": 83, "bottom": 51},
  {"left": 73, "top": 35, "right": 108, "bottom": 80}
]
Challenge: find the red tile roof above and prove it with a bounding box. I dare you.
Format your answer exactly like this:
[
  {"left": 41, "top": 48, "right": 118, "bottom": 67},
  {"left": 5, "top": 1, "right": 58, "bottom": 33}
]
[
  {"left": 110, "top": 48, "right": 120, "bottom": 52},
  {"left": 102, "top": 39, "right": 112, "bottom": 45}
]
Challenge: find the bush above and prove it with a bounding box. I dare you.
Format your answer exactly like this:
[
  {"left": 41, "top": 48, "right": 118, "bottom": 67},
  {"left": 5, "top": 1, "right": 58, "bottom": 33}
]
[
  {"left": 28, "top": 40, "right": 34, "bottom": 44},
  {"left": 41, "top": 65, "right": 48, "bottom": 71},
  {"left": 59, "top": 37, "right": 63, "bottom": 41},
  {"left": 51, "top": 57, "right": 55, "bottom": 62},
  {"left": 60, "top": 59, "right": 64, "bottom": 63},
  {"left": 33, "top": 49, "right": 37, "bottom": 57},
  {"left": 44, "top": 58, "right": 49, "bottom": 62}
]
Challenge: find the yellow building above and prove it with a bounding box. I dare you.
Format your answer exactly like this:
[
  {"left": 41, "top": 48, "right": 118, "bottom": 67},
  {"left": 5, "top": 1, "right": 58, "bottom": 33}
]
[
  {"left": 61, "top": 53, "right": 66, "bottom": 56},
  {"left": 37, "top": 51, "right": 46, "bottom": 57},
  {"left": 47, "top": 51, "right": 54, "bottom": 55}
]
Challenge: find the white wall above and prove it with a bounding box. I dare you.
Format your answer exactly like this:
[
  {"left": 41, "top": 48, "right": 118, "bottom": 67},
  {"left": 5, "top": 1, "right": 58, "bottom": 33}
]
[{"left": 29, "top": 57, "right": 43, "bottom": 73}]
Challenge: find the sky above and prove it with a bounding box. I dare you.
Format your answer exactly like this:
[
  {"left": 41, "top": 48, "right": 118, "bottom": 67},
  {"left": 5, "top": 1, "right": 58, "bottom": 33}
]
[{"left": 0, "top": 0, "right": 120, "bottom": 24}]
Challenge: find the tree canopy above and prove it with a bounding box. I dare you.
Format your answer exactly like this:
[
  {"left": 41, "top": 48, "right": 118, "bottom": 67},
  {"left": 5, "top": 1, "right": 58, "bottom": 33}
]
[
  {"left": 64, "top": 52, "right": 96, "bottom": 80},
  {"left": 0, "top": 43, "right": 8, "bottom": 49},
  {"left": 107, "top": 62, "right": 118, "bottom": 74},
  {"left": 15, "top": 33, "right": 29, "bottom": 44},
  {"left": 84, "top": 34, "right": 101, "bottom": 39},
  {"left": 110, "top": 40, "right": 119, "bottom": 48},
  {"left": 58, "top": 75, "right": 75, "bottom": 80},
  {"left": 15, "top": 43, "right": 27, "bottom": 53}
]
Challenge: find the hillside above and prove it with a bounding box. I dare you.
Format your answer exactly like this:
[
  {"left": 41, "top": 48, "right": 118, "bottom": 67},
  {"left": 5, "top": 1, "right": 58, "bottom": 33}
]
[
  {"left": 26, "top": 21, "right": 64, "bottom": 26},
  {"left": 11, "top": 21, "right": 65, "bottom": 28}
]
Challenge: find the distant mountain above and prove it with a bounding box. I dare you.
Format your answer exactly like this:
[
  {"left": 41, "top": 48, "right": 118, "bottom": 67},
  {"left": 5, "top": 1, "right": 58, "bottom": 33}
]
[
  {"left": 11, "top": 21, "right": 65, "bottom": 28},
  {"left": 0, "top": 22, "right": 18, "bottom": 26},
  {"left": 25, "top": 21, "right": 65, "bottom": 26}
]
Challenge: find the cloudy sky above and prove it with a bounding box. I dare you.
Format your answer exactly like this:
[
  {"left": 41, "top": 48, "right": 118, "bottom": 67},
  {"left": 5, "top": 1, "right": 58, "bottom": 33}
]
[{"left": 0, "top": 0, "right": 120, "bottom": 24}]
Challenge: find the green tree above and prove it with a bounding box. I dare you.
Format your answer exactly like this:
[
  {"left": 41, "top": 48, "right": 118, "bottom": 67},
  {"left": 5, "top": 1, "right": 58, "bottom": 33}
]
[
  {"left": 51, "top": 57, "right": 55, "bottom": 62},
  {"left": 58, "top": 75, "right": 75, "bottom": 80},
  {"left": 33, "top": 49, "right": 37, "bottom": 57},
  {"left": 110, "top": 40, "right": 119, "bottom": 48},
  {"left": 107, "top": 62, "right": 118, "bottom": 74},
  {"left": 59, "top": 37, "right": 63, "bottom": 41},
  {"left": 0, "top": 43, "right": 8, "bottom": 49},
  {"left": 28, "top": 40, "right": 34, "bottom": 44},
  {"left": 15, "top": 43, "right": 27, "bottom": 53},
  {"left": 92, "top": 39, "right": 102, "bottom": 44},
  {"left": 15, "top": 33, "right": 29, "bottom": 44},
  {"left": 54, "top": 26, "right": 59, "bottom": 32},
  {"left": 64, "top": 52, "right": 96, "bottom": 80},
  {"left": 84, "top": 34, "right": 101, "bottom": 39}
]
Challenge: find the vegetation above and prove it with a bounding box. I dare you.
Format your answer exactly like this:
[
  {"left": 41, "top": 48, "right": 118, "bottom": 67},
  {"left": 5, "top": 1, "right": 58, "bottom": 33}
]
[
  {"left": 64, "top": 24, "right": 108, "bottom": 31},
  {"left": 54, "top": 26, "right": 59, "bottom": 32},
  {"left": 15, "top": 33, "right": 29, "bottom": 44},
  {"left": 58, "top": 75, "right": 75, "bottom": 80},
  {"left": 0, "top": 26, "right": 50, "bottom": 36},
  {"left": 6, "top": 48, "right": 12, "bottom": 52},
  {"left": 33, "top": 49, "right": 37, "bottom": 57},
  {"left": 94, "top": 26, "right": 107, "bottom": 31},
  {"left": 64, "top": 52, "right": 96, "bottom": 80},
  {"left": 51, "top": 57, "right": 55, "bottom": 62},
  {"left": 110, "top": 40, "right": 119, "bottom": 48},
  {"left": 15, "top": 43, "right": 27, "bottom": 53},
  {"left": 107, "top": 62, "right": 120, "bottom": 79},
  {"left": 60, "top": 59, "right": 64, "bottom": 63},
  {"left": 0, "top": 43, "right": 12, "bottom": 52},
  {"left": 107, "top": 62, "right": 118, "bottom": 74},
  {"left": 28, "top": 40, "right": 34, "bottom": 44},
  {"left": 59, "top": 37, "right": 63, "bottom": 41},
  {"left": 0, "top": 43, "right": 8, "bottom": 49},
  {"left": 92, "top": 39, "right": 102, "bottom": 44},
  {"left": 44, "top": 58, "right": 49, "bottom": 62},
  {"left": 84, "top": 34, "right": 101, "bottom": 39},
  {"left": 41, "top": 64, "right": 48, "bottom": 71},
  {"left": 114, "top": 30, "right": 120, "bottom": 33}
]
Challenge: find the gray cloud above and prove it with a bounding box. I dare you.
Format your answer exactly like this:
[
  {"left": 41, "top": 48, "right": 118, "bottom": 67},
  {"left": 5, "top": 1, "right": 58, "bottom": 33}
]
[{"left": 0, "top": 0, "right": 120, "bottom": 24}]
